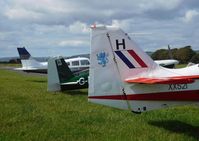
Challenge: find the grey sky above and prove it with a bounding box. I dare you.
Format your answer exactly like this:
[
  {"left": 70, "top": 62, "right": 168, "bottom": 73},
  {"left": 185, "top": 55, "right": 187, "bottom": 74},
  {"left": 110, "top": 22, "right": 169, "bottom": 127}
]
[{"left": 0, "top": 0, "right": 199, "bottom": 57}]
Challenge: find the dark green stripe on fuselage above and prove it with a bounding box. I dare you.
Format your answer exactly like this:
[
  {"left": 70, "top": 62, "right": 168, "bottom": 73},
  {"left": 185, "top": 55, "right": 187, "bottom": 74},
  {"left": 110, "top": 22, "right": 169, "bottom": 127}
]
[{"left": 55, "top": 58, "right": 89, "bottom": 90}]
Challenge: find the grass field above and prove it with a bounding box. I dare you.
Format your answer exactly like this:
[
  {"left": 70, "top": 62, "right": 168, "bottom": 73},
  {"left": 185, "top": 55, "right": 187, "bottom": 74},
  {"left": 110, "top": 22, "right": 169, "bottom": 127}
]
[
  {"left": 176, "top": 64, "right": 187, "bottom": 68},
  {"left": 0, "top": 68, "right": 199, "bottom": 141},
  {"left": 0, "top": 63, "right": 21, "bottom": 68}
]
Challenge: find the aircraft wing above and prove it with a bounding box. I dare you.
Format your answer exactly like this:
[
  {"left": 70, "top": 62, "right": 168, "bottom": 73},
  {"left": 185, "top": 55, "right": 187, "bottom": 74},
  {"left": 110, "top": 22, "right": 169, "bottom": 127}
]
[
  {"left": 125, "top": 75, "right": 199, "bottom": 84},
  {"left": 13, "top": 67, "right": 40, "bottom": 70},
  {"left": 60, "top": 82, "right": 78, "bottom": 85}
]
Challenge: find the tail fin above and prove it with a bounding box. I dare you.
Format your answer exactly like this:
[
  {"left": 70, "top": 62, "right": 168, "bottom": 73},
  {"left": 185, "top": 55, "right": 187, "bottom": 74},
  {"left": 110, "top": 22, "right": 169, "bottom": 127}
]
[
  {"left": 92, "top": 25, "right": 157, "bottom": 81},
  {"left": 17, "top": 47, "right": 31, "bottom": 60},
  {"left": 88, "top": 25, "right": 157, "bottom": 110},
  {"left": 48, "top": 57, "right": 74, "bottom": 92},
  {"left": 17, "top": 47, "right": 44, "bottom": 69}
]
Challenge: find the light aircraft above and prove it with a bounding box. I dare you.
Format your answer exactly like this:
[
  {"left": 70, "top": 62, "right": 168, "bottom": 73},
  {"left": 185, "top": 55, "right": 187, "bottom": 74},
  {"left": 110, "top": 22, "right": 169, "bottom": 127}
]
[
  {"left": 155, "top": 59, "right": 178, "bottom": 68},
  {"left": 48, "top": 56, "right": 89, "bottom": 91},
  {"left": 16, "top": 47, "right": 90, "bottom": 73},
  {"left": 15, "top": 47, "right": 47, "bottom": 73},
  {"left": 88, "top": 25, "right": 199, "bottom": 113}
]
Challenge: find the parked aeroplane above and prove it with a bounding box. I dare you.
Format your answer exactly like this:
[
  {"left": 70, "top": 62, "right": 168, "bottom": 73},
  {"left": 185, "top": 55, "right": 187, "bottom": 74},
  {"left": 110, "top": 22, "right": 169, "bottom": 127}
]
[
  {"left": 48, "top": 57, "right": 89, "bottom": 91},
  {"left": 16, "top": 47, "right": 90, "bottom": 73},
  {"left": 15, "top": 47, "right": 48, "bottom": 73},
  {"left": 155, "top": 59, "right": 178, "bottom": 68},
  {"left": 88, "top": 25, "right": 199, "bottom": 113}
]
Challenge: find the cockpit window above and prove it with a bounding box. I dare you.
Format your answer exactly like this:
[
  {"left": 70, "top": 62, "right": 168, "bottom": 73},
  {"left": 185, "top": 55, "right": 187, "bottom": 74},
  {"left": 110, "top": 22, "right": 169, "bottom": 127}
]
[
  {"left": 72, "top": 61, "right": 79, "bottom": 66},
  {"left": 80, "top": 60, "right": 90, "bottom": 65}
]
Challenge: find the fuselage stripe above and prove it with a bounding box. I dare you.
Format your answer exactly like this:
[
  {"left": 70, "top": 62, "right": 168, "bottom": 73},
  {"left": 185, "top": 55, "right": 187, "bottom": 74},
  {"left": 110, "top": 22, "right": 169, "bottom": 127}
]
[{"left": 88, "top": 90, "right": 199, "bottom": 101}]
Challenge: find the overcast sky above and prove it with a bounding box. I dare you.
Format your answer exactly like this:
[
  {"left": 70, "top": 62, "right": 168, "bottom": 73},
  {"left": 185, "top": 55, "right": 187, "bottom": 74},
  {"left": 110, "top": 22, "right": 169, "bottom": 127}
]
[{"left": 0, "top": 0, "right": 199, "bottom": 57}]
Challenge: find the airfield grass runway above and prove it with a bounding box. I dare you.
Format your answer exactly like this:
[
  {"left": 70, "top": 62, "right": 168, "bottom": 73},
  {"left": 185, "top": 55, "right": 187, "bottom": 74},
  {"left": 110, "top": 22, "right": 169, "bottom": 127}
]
[{"left": 0, "top": 66, "right": 199, "bottom": 141}]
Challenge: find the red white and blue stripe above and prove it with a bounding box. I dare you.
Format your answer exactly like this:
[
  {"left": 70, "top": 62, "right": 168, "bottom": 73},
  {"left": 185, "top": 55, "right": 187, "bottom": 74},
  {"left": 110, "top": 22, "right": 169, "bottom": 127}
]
[{"left": 115, "top": 50, "right": 147, "bottom": 68}]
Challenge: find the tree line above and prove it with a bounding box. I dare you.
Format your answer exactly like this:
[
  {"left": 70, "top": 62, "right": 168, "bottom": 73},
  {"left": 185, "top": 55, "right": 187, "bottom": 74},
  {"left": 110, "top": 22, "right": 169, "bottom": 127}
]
[{"left": 151, "top": 46, "right": 199, "bottom": 64}]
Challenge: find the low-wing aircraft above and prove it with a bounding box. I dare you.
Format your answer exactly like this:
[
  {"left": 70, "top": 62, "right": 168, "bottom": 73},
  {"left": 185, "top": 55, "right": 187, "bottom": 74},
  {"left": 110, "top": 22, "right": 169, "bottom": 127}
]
[
  {"left": 15, "top": 47, "right": 47, "bottom": 73},
  {"left": 16, "top": 47, "right": 90, "bottom": 73},
  {"left": 155, "top": 59, "right": 178, "bottom": 68},
  {"left": 88, "top": 25, "right": 199, "bottom": 113},
  {"left": 48, "top": 57, "right": 89, "bottom": 91}
]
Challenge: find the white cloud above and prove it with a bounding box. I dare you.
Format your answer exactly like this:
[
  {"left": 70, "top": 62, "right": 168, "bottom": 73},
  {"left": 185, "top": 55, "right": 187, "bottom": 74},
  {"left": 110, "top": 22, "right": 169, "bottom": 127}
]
[
  {"left": 183, "top": 9, "right": 199, "bottom": 23},
  {"left": 138, "top": 0, "right": 181, "bottom": 11},
  {"left": 5, "top": 8, "right": 43, "bottom": 20},
  {"left": 3, "top": 0, "right": 76, "bottom": 25},
  {"left": 111, "top": 19, "right": 131, "bottom": 30},
  {"left": 68, "top": 21, "right": 89, "bottom": 34},
  {"left": 58, "top": 40, "right": 89, "bottom": 47}
]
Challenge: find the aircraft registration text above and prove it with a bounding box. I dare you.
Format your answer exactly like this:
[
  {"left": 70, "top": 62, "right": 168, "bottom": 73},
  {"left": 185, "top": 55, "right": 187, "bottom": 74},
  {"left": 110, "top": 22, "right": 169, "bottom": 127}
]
[{"left": 168, "top": 84, "right": 188, "bottom": 90}]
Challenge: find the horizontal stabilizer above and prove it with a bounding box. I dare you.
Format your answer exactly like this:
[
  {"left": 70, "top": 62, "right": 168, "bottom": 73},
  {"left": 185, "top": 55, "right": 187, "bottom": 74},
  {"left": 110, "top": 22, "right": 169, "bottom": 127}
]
[{"left": 125, "top": 75, "right": 199, "bottom": 84}]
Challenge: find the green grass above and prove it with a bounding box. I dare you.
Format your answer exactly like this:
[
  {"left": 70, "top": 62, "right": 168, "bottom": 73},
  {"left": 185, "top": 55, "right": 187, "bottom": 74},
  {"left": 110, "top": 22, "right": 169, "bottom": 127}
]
[
  {"left": 0, "top": 63, "right": 21, "bottom": 68},
  {"left": 0, "top": 68, "right": 199, "bottom": 141},
  {"left": 176, "top": 64, "right": 187, "bottom": 68}
]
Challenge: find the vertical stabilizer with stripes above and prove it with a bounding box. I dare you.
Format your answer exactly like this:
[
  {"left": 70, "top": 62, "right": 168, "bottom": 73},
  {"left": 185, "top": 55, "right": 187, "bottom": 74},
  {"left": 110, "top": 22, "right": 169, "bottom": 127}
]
[
  {"left": 105, "top": 26, "right": 157, "bottom": 80},
  {"left": 89, "top": 25, "right": 157, "bottom": 110}
]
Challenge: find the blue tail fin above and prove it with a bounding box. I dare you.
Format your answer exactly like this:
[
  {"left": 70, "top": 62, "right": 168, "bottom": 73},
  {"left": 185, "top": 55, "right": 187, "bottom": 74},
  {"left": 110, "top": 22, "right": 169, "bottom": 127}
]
[{"left": 17, "top": 47, "right": 31, "bottom": 60}]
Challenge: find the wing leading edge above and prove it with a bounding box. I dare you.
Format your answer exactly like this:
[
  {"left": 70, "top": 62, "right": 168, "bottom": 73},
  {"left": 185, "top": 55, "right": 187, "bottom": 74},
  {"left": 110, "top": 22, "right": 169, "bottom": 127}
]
[{"left": 125, "top": 75, "right": 199, "bottom": 84}]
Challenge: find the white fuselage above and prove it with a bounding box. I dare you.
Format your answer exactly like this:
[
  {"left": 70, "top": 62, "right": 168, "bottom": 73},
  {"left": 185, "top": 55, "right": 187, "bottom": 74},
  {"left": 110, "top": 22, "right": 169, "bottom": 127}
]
[{"left": 17, "top": 57, "right": 90, "bottom": 73}]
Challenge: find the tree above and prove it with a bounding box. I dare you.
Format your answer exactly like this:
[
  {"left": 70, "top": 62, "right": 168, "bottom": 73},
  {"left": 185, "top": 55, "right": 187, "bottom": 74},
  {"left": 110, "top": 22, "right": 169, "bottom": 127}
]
[
  {"left": 175, "top": 46, "right": 196, "bottom": 64},
  {"left": 151, "top": 46, "right": 196, "bottom": 64},
  {"left": 190, "top": 53, "right": 199, "bottom": 64},
  {"left": 8, "top": 59, "right": 21, "bottom": 64},
  {"left": 151, "top": 48, "right": 178, "bottom": 60},
  {"left": 151, "top": 49, "right": 169, "bottom": 60}
]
